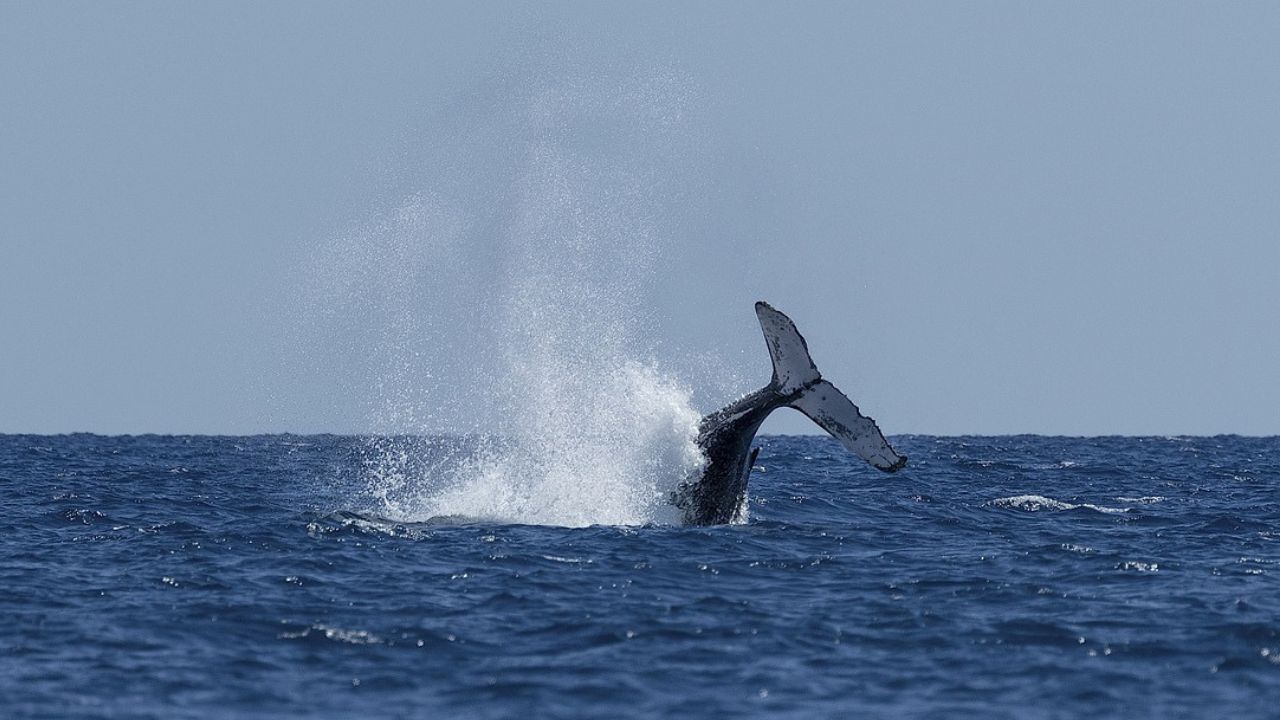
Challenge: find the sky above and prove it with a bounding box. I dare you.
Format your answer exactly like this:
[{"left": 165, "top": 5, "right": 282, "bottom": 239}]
[{"left": 2, "top": 1, "right": 1277, "bottom": 436}]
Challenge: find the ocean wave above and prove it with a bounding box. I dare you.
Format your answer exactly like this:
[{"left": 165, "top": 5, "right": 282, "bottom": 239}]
[
  {"left": 987, "top": 495, "right": 1128, "bottom": 514},
  {"left": 279, "top": 624, "right": 384, "bottom": 645}
]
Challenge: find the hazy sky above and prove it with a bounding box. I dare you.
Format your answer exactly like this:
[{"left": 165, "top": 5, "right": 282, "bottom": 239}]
[{"left": 2, "top": 2, "right": 1277, "bottom": 436}]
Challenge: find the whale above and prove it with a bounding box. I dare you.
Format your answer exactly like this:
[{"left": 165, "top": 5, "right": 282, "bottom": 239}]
[{"left": 672, "top": 302, "right": 907, "bottom": 525}]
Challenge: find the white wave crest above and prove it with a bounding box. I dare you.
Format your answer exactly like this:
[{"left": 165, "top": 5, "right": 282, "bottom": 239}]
[{"left": 988, "top": 495, "right": 1128, "bottom": 514}]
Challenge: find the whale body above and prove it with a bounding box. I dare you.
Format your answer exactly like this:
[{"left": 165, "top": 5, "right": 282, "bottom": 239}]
[{"left": 672, "top": 302, "right": 907, "bottom": 525}]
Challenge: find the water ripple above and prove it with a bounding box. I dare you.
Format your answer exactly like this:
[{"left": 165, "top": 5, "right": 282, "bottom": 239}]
[{"left": 2, "top": 433, "right": 1277, "bottom": 718}]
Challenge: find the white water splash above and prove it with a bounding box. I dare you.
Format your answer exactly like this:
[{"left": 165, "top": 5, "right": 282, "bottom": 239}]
[
  {"left": 416, "top": 362, "right": 704, "bottom": 527},
  {"left": 363, "top": 339, "right": 706, "bottom": 526},
  {"left": 300, "top": 66, "right": 711, "bottom": 526}
]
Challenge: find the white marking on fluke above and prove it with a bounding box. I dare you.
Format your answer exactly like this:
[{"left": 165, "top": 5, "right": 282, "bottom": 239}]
[{"left": 755, "top": 301, "right": 820, "bottom": 395}]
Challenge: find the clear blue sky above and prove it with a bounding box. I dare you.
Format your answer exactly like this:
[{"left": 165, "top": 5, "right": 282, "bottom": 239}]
[{"left": 2, "top": 1, "right": 1277, "bottom": 436}]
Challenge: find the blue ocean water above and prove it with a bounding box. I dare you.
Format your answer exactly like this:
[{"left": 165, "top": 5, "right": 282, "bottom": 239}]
[{"left": 2, "top": 434, "right": 1277, "bottom": 718}]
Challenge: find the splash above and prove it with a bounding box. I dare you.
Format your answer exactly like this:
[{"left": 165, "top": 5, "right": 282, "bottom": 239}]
[
  {"left": 386, "top": 362, "right": 705, "bottom": 527},
  {"left": 302, "top": 66, "right": 711, "bottom": 526},
  {"left": 360, "top": 287, "right": 708, "bottom": 526}
]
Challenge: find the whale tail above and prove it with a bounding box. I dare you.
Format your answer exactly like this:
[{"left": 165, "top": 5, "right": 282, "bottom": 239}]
[{"left": 755, "top": 302, "right": 908, "bottom": 473}]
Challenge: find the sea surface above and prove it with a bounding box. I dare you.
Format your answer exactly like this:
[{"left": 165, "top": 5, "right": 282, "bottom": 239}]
[{"left": 3, "top": 433, "right": 1277, "bottom": 718}]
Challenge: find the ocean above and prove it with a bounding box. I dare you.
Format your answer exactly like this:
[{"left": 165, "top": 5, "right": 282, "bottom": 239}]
[{"left": 3, "top": 433, "right": 1277, "bottom": 718}]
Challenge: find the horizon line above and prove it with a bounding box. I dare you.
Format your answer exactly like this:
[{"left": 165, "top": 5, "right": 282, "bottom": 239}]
[{"left": 1, "top": 431, "right": 1276, "bottom": 440}]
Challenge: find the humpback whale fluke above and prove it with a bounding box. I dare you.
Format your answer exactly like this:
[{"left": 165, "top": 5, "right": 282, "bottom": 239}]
[{"left": 673, "top": 302, "right": 906, "bottom": 525}]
